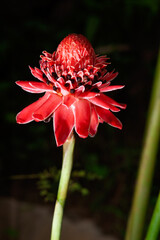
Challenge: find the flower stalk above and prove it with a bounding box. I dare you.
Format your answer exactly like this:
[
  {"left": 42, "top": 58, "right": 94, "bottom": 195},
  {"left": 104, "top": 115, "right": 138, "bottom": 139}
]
[
  {"left": 51, "top": 133, "right": 75, "bottom": 240},
  {"left": 125, "top": 47, "right": 160, "bottom": 240}
]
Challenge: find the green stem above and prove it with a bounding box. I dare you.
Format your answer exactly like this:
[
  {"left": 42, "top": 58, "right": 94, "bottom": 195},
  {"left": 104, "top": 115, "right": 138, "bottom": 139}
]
[
  {"left": 145, "top": 192, "right": 160, "bottom": 240},
  {"left": 125, "top": 48, "right": 160, "bottom": 240},
  {"left": 50, "top": 134, "right": 75, "bottom": 240}
]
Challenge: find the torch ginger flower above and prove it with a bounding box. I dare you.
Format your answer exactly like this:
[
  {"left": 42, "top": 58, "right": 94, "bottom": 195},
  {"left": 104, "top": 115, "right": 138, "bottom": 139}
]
[{"left": 16, "top": 34, "right": 126, "bottom": 146}]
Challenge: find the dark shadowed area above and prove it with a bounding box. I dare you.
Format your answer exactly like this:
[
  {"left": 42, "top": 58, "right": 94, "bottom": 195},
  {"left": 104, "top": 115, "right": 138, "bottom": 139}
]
[{"left": 1, "top": 0, "right": 160, "bottom": 239}]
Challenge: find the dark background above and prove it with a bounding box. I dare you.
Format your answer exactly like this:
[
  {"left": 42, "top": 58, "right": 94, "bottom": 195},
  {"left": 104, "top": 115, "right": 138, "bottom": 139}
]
[{"left": 1, "top": 0, "right": 160, "bottom": 239}]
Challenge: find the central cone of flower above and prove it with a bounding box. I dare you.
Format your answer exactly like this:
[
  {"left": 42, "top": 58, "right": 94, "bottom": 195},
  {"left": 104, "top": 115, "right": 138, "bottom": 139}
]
[
  {"left": 55, "top": 34, "right": 95, "bottom": 70},
  {"left": 16, "top": 33, "right": 126, "bottom": 146}
]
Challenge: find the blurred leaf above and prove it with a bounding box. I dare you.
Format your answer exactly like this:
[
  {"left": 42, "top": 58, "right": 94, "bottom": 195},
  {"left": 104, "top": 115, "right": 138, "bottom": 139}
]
[
  {"left": 0, "top": 40, "right": 10, "bottom": 54},
  {"left": 125, "top": 0, "right": 160, "bottom": 14},
  {"left": 5, "top": 228, "right": 19, "bottom": 239},
  {"left": 4, "top": 112, "right": 16, "bottom": 123},
  {"left": 36, "top": 164, "right": 108, "bottom": 202},
  {"left": 25, "top": 20, "right": 50, "bottom": 32},
  {"left": 0, "top": 81, "right": 11, "bottom": 91},
  {"left": 145, "top": 192, "right": 160, "bottom": 240},
  {"left": 104, "top": 205, "right": 124, "bottom": 218},
  {"left": 85, "top": 15, "right": 100, "bottom": 41},
  {"left": 72, "top": 170, "right": 86, "bottom": 178},
  {"left": 83, "top": 0, "right": 105, "bottom": 10},
  {"left": 69, "top": 181, "right": 89, "bottom": 196},
  {"left": 85, "top": 153, "right": 109, "bottom": 178}
]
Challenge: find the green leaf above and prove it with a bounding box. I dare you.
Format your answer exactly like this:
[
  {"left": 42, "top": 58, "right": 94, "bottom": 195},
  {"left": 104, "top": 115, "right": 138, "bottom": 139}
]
[
  {"left": 85, "top": 15, "right": 100, "bottom": 42},
  {"left": 145, "top": 192, "right": 160, "bottom": 240}
]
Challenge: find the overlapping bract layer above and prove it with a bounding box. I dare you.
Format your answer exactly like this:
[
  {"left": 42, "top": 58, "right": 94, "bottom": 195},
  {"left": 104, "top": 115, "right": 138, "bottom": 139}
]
[{"left": 16, "top": 34, "right": 126, "bottom": 146}]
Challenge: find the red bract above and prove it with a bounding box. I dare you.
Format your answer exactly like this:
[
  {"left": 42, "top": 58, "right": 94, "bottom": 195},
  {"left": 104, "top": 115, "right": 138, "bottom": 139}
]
[{"left": 16, "top": 34, "right": 126, "bottom": 146}]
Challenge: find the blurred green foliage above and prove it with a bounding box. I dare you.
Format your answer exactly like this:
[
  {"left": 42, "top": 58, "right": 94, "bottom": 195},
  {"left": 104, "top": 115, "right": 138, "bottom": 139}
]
[
  {"left": 37, "top": 158, "right": 109, "bottom": 202},
  {"left": 5, "top": 228, "right": 19, "bottom": 240}
]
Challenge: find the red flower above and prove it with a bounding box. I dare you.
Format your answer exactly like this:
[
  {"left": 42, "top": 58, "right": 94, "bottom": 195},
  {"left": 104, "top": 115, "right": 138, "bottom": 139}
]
[{"left": 16, "top": 34, "right": 126, "bottom": 146}]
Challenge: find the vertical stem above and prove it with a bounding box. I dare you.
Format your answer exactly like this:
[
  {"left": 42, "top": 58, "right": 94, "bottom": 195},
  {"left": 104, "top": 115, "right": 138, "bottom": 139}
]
[
  {"left": 51, "top": 134, "right": 75, "bottom": 240},
  {"left": 145, "top": 192, "right": 160, "bottom": 240},
  {"left": 125, "top": 48, "right": 160, "bottom": 240}
]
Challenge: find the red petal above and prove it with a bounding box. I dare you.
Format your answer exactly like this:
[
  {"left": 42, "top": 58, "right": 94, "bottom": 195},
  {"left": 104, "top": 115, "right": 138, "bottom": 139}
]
[
  {"left": 63, "top": 95, "right": 76, "bottom": 108},
  {"left": 53, "top": 81, "right": 69, "bottom": 96},
  {"left": 29, "top": 66, "right": 46, "bottom": 82},
  {"left": 102, "top": 71, "right": 118, "bottom": 82},
  {"left": 89, "top": 94, "right": 121, "bottom": 112},
  {"left": 96, "top": 106, "right": 122, "bottom": 129},
  {"left": 89, "top": 106, "right": 99, "bottom": 137},
  {"left": 101, "top": 94, "right": 127, "bottom": 109},
  {"left": 73, "top": 100, "right": 91, "bottom": 138},
  {"left": 16, "top": 81, "right": 52, "bottom": 93},
  {"left": 75, "top": 85, "right": 85, "bottom": 94},
  {"left": 77, "top": 91, "right": 98, "bottom": 99},
  {"left": 33, "top": 94, "right": 62, "bottom": 121},
  {"left": 16, "top": 93, "right": 50, "bottom": 124},
  {"left": 100, "top": 85, "right": 125, "bottom": 92},
  {"left": 54, "top": 104, "right": 74, "bottom": 146}
]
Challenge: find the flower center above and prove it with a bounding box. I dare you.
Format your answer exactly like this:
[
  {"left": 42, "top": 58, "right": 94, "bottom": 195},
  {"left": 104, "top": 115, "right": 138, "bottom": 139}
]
[{"left": 55, "top": 34, "right": 96, "bottom": 70}]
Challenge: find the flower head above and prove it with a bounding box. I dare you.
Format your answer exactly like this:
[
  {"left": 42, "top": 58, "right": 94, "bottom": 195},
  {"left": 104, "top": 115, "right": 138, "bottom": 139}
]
[{"left": 16, "top": 34, "right": 126, "bottom": 146}]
